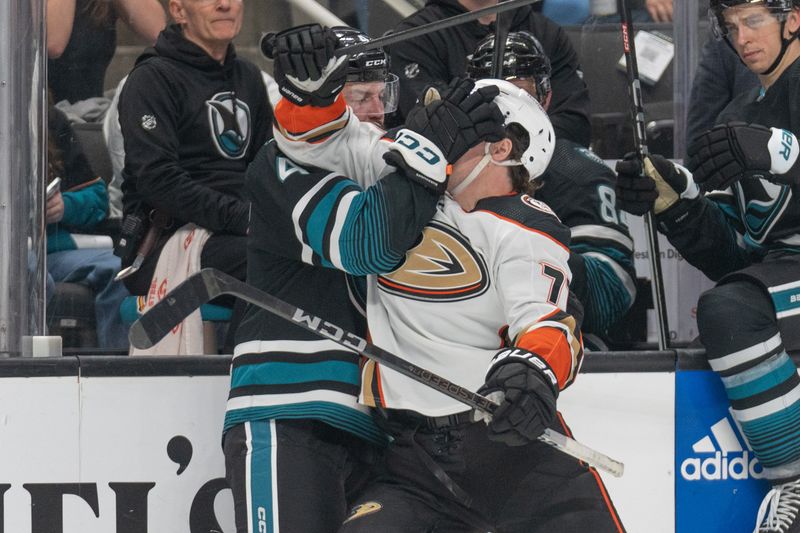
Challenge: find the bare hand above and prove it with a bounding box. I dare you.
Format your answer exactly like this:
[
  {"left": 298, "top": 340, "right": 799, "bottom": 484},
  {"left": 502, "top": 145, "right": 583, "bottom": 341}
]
[
  {"left": 46, "top": 191, "right": 64, "bottom": 224},
  {"left": 645, "top": 0, "right": 672, "bottom": 22}
]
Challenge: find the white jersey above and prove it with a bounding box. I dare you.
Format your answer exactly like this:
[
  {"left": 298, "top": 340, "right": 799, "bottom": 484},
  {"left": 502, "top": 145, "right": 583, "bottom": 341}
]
[
  {"left": 363, "top": 194, "right": 578, "bottom": 416},
  {"left": 274, "top": 96, "right": 583, "bottom": 417}
]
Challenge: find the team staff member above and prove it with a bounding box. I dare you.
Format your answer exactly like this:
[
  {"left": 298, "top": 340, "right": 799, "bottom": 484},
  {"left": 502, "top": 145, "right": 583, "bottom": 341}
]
[
  {"left": 388, "top": 0, "right": 592, "bottom": 147},
  {"left": 617, "top": 1, "right": 800, "bottom": 530},
  {"left": 118, "top": 0, "right": 272, "bottom": 300}
]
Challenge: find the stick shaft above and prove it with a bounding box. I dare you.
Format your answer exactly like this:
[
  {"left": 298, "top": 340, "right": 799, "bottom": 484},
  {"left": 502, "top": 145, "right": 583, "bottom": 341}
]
[
  {"left": 618, "top": 0, "right": 671, "bottom": 350},
  {"left": 261, "top": 0, "right": 540, "bottom": 60},
  {"left": 130, "top": 269, "right": 624, "bottom": 477}
]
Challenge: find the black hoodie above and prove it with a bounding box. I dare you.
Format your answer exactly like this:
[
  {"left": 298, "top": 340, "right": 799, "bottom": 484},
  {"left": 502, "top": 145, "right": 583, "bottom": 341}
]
[
  {"left": 119, "top": 24, "right": 272, "bottom": 238},
  {"left": 389, "top": 0, "right": 591, "bottom": 147}
]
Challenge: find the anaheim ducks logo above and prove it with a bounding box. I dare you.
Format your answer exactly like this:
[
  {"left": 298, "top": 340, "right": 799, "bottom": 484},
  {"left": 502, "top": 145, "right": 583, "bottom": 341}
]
[
  {"left": 378, "top": 220, "right": 489, "bottom": 302},
  {"left": 343, "top": 501, "right": 383, "bottom": 523}
]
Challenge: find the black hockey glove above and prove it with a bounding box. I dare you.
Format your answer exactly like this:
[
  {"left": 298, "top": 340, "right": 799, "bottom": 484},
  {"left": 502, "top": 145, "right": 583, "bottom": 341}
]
[
  {"left": 687, "top": 122, "right": 800, "bottom": 192},
  {"left": 383, "top": 129, "right": 449, "bottom": 193},
  {"left": 477, "top": 347, "right": 558, "bottom": 447},
  {"left": 404, "top": 78, "right": 505, "bottom": 164},
  {"left": 263, "top": 24, "right": 347, "bottom": 107},
  {"left": 615, "top": 153, "right": 698, "bottom": 215}
]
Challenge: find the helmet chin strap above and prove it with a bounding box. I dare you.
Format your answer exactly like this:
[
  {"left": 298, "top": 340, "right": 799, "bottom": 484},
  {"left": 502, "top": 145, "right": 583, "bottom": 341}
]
[
  {"left": 762, "top": 20, "right": 799, "bottom": 74},
  {"left": 448, "top": 143, "right": 523, "bottom": 197}
]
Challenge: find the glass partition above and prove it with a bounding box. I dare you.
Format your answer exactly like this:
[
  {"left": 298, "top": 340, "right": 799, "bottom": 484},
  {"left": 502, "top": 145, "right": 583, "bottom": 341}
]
[
  {"left": 26, "top": 0, "right": 712, "bottom": 352},
  {"left": 0, "top": 0, "right": 47, "bottom": 356}
]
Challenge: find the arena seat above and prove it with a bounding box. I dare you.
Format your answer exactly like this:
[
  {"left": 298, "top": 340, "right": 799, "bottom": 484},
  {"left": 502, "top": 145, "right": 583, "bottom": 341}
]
[{"left": 47, "top": 121, "right": 118, "bottom": 350}]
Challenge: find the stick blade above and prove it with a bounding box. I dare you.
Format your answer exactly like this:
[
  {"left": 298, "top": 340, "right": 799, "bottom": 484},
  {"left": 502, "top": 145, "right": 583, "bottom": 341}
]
[{"left": 128, "top": 270, "right": 219, "bottom": 349}]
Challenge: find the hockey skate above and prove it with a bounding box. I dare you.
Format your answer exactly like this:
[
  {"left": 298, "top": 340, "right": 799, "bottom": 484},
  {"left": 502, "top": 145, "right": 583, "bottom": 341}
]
[{"left": 755, "top": 478, "right": 800, "bottom": 533}]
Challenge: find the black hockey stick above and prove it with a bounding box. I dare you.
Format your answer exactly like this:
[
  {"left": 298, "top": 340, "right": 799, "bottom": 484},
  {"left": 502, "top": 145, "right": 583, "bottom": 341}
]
[
  {"left": 260, "top": 0, "right": 540, "bottom": 60},
  {"left": 130, "top": 268, "right": 624, "bottom": 477},
  {"left": 491, "top": 1, "right": 511, "bottom": 79},
  {"left": 618, "top": 0, "right": 671, "bottom": 350}
]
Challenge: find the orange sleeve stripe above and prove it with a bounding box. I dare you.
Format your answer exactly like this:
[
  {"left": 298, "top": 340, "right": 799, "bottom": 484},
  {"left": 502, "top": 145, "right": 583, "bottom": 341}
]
[
  {"left": 516, "top": 327, "right": 573, "bottom": 390},
  {"left": 274, "top": 95, "right": 347, "bottom": 135}
]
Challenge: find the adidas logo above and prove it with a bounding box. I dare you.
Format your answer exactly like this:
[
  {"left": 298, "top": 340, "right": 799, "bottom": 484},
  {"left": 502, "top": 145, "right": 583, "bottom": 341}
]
[{"left": 680, "top": 416, "right": 764, "bottom": 481}]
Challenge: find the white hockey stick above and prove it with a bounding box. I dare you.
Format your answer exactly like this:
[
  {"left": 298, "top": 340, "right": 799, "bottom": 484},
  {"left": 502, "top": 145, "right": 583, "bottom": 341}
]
[{"left": 129, "top": 268, "right": 624, "bottom": 477}]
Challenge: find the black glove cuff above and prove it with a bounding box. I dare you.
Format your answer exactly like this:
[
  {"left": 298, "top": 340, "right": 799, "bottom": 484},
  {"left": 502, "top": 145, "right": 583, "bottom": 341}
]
[
  {"left": 488, "top": 347, "right": 559, "bottom": 397},
  {"left": 655, "top": 196, "right": 702, "bottom": 236}
]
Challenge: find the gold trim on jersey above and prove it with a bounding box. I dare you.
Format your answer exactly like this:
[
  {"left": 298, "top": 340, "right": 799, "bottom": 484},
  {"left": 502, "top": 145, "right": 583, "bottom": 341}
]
[{"left": 377, "top": 220, "right": 490, "bottom": 302}]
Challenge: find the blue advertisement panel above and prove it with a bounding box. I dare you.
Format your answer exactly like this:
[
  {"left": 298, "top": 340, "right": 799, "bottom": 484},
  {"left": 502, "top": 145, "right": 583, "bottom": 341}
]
[{"left": 675, "top": 370, "right": 770, "bottom": 532}]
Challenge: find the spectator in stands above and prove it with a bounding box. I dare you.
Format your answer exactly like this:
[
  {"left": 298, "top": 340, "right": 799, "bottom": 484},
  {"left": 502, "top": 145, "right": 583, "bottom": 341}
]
[
  {"left": 686, "top": 33, "right": 759, "bottom": 158},
  {"left": 542, "top": 0, "right": 673, "bottom": 24},
  {"left": 117, "top": 0, "right": 272, "bottom": 351},
  {"left": 388, "top": 0, "right": 592, "bottom": 147},
  {"left": 47, "top": 0, "right": 166, "bottom": 104},
  {"left": 46, "top": 99, "right": 130, "bottom": 350}
]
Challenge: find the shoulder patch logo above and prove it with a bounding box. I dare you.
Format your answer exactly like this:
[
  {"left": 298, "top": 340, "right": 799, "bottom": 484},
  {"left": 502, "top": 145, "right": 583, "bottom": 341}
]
[
  {"left": 343, "top": 501, "right": 383, "bottom": 524},
  {"left": 141, "top": 114, "right": 157, "bottom": 131},
  {"left": 378, "top": 220, "right": 489, "bottom": 302},
  {"left": 577, "top": 146, "right": 605, "bottom": 165},
  {"left": 520, "top": 194, "right": 559, "bottom": 219},
  {"left": 404, "top": 62, "right": 420, "bottom": 79},
  {"left": 206, "top": 92, "right": 251, "bottom": 160}
]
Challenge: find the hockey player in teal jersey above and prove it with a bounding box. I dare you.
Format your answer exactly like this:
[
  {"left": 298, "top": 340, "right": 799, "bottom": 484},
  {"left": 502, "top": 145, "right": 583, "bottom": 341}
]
[
  {"left": 616, "top": 1, "right": 800, "bottom": 531},
  {"left": 466, "top": 31, "right": 637, "bottom": 344},
  {"left": 223, "top": 24, "right": 506, "bottom": 533}
]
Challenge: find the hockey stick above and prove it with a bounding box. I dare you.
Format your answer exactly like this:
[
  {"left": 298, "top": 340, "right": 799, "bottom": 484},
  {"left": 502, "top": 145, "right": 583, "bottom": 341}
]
[
  {"left": 618, "top": 0, "right": 671, "bottom": 350},
  {"left": 260, "top": 0, "right": 541, "bottom": 59},
  {"left": 490, "top": 1, "right": 511, "bottom": 79},
  {"left": 130, "top": 268, "right": 624, "bottom": 478}
]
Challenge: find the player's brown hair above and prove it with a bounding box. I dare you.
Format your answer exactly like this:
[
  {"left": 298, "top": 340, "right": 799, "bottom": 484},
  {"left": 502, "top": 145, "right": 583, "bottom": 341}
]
[{"left": 506, "top": 122, "right": 541, "bottom": 195}]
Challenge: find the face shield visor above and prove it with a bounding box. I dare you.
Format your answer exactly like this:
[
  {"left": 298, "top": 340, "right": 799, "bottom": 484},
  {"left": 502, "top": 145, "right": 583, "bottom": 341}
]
[
  {"left": 343, "top": 73, "right": 399, "bottom": 118},
  {"left": 710, "top": 3, "right": 788, "bottom": 40}
]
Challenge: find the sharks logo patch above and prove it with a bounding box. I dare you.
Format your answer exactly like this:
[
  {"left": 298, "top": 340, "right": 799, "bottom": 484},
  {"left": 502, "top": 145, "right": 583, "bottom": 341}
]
[
  {"left": 378, "top": 220, "right": 489, "bottom": 302},
  {"left": 736, "top": 179, "right": 793, "bottom": 244},
  {"left": 206, "top": 92, "right": 251, "bottom": 160}
]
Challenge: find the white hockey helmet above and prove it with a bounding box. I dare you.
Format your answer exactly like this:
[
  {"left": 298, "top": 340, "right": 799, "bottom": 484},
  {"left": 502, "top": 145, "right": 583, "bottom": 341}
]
[{"left": 474, "top": 78, "right": 555, "bottom": 181}]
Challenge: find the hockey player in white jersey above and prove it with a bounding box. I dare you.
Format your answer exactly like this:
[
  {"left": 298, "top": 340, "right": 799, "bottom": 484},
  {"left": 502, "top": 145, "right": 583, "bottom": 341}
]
[{"left": 270, "top": 26, "right": 625, "bottom": 533}]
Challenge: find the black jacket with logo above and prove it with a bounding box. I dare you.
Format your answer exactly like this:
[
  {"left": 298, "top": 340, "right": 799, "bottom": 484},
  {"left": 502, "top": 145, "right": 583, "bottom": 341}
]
[
  {"left": 389, "top": 0, "right": 591, "bottom": 146},
  {"left": 119, "top": 24, "right": 272, "bottom": 238}
]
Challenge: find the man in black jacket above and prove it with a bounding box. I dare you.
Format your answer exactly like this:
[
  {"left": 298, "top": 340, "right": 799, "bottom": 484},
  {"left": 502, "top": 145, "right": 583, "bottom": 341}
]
[
  {"left": 118, "top": 0, "right": 272, "bottom": 299},
  {"left": 389, "top": 0, "right": 592, "bottom": 147}
]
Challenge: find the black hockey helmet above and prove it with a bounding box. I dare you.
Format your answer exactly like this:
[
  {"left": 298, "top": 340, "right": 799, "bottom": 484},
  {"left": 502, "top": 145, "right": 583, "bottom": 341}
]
[
  {"left": 332, "top": 26, "right": 390, "bottom": 83},
  {"left": 709, "top": 0, "right": 800, "bottom": 74},
  {"left": 466, "top": 31, "right": 552, "bottom": 105},
  {"left": 710, "top": 0, "right": 799, "bottom": 39},
  {"left": 331, "top": 26, "right": 399, "bottom": 118}
]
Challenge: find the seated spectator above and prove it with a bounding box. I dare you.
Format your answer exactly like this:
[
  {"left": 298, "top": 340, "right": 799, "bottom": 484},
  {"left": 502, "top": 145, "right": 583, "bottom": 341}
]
[
  {"left": 47, "top": 0, "right": 166, "bottom": 105},
  {"left": 46, "top": 100, "right": 130, "bottom": 350},
  {"left": 388, "top": 0, "right": 592, "bottom": 147},
  {"left": 117, "top": 0, "right": 272, "bottom": 352}
]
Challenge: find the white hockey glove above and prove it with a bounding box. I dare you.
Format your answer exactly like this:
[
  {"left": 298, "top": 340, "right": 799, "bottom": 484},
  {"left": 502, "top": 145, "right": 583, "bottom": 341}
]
[
  {"left": 476, "top": 347, "right": 558, "bottom": 447},
  {"left": 615, "top": 153, "right": 698, "bottom": 215},
  {"left": 383, "top": 129, "right": 449, "bottom": 194},
  {"left": 262, "top": 24, "right": 348, "bottom": 107},
  {"left": 687, "top": 122, "right": 800, "bottom": 192}
]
